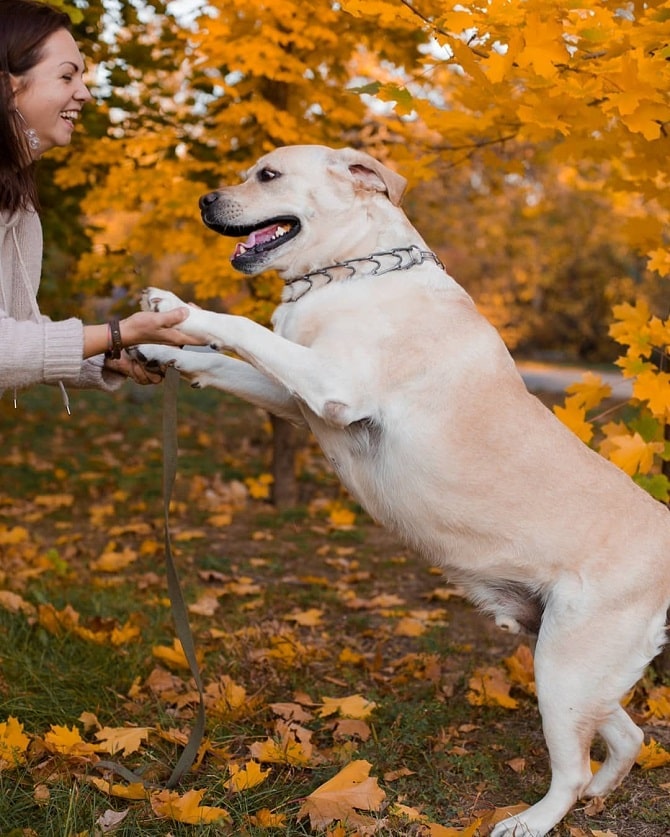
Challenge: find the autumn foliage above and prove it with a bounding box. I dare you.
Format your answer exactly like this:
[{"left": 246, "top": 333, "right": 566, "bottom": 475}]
[
  {"left": 1, "top": 0, "right": 670, "bottom": 831},
  {"left": 46, "top": 0, "right": 670, "bottom": 499}
]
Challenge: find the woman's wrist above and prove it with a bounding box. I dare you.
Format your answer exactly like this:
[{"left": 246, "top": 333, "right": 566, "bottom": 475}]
[
  {"left": 83, "top": 319, "right": 128, "bottom": 360},
  {"left": 104, "top": 317, "right": 123, "bottom": 359}
]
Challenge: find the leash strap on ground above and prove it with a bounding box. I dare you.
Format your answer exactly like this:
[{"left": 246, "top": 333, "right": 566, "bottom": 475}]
[
  {"left": 161, "top": 365, "right": 207, "bottom": 788},
  {"left": 94, "top": 367, "right": 206, "bottom": 789}
]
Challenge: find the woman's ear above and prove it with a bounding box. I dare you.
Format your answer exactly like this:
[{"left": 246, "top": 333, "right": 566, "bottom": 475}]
[{"left": 9, "top": 73, "right": 22, "bottom": 95}]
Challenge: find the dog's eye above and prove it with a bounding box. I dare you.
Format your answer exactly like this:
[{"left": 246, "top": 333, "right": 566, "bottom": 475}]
[{"left": 257, "top": 167, "right": 281, "bottom": 183}]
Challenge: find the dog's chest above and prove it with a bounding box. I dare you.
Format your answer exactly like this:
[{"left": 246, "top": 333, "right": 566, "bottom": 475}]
[{"left": 272, "top": 298, "right": 328, "bottom": 346}]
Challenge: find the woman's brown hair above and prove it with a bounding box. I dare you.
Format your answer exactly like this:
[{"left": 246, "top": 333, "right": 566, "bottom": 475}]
[{"left": 0, "top": 0, "right": 72, "bottom": 214}]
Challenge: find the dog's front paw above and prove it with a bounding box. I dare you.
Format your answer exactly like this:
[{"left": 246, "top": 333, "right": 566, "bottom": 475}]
[
  {"left": 131, "top": 346, "right": 220, "bottom": 390},
  {"left": 141, "top": 287, "right": 186, "bottom": 314},
  {"left": 129, "top": 344, "right": 178, "bottom": 373}
]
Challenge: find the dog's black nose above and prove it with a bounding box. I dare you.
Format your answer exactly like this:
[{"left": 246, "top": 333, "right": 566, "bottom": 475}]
[{"left": 199, "top": 191, "right": 219, "bottom": 210}]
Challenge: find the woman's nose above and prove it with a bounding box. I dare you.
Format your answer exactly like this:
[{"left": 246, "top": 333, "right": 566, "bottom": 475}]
[{"left": 76, "top": 82, "right": 93, "bottom": 102}]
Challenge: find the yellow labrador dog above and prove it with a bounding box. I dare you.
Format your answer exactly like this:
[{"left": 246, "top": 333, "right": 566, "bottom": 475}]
[{"left": 136, "top": 145, "right": 670, "bottom": 837}]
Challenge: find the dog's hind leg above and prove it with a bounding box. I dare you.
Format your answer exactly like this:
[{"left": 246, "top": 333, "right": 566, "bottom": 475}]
[
  {"left": 492, "top": 603, "right": 665, "bottom": 837},
  {"left": 491, "top": 616, "right": 607, "bottom": 837},
  {"left": 491, "top": 669, "right": 594, "bottom": 834},
  {"left": 583, "top": 608, "right": 667, "bottom": 799},
  {"left": 583, "top": 705, "right": 643, "bottom": 799}
]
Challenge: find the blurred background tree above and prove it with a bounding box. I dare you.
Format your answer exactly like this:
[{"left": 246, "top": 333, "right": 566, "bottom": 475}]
[{"left": 43, "top": 0, "right": 669, "bottom": 501}]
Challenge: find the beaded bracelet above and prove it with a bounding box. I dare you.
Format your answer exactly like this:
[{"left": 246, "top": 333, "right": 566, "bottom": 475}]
[{"left": 105, "top": 317, "right": 123, "bottom": 359}]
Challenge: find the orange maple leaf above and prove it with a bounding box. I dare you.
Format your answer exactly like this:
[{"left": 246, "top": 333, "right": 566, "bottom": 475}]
[
  {"left": 467, "top": 666, "right": 518, "bottom": 709},
  {"left": 152, "top": 638, "right": 198, "bottom": 671},
  {"left": 94, "top": 726, "right": 151, "bottom": 756},
  {"left": 43, "top": 725, "right": 97, "bottom": 756},
  {"left": 249, "top": 808, "right": 287, "bottom": 828},
  {"left": 224, "top": 761, "right": 271, "bottom": 792},
  {"left": 150, "top": 787, "right": 230, "bottom": 824},
  {"left": 553, "top": 396, "right": 594, "bottom": 444},
  {"left": 636, "top": 738, "right": 670, "bottom": 770},
  {"left": 297, "top": 759, "right": 386, "bottom": 830},
  {"left": 644, "top": 685, "right": 670, "bottom": 721},
  {"left": 0, "top": 717, "right": 30, "bottom": 768},
  {"left": 249, "top": 720, "right": 316, "bottom": 766},
  {"left": 633, "top": 370, "right": 670, "bottom": 420},
  {"left": 564, "top": 372, "right": 612, "bottom": 411},
  {"left": 504, "top": 644, "right": 536, "bottom": 696},
  {"left": 87, "top": 777, "right": 149, "bottom": 800},
  {"left": 318, "top": 695, "right": 377, "bottom": 720}
]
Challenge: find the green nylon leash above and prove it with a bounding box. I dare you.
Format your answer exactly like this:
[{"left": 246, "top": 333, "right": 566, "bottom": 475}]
[{"left": 95, "top": 366, "right": 206, "bottom": 788}]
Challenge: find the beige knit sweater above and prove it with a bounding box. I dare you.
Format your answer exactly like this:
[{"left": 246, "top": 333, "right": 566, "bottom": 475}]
[{"left": 0, "top": 208, "right": 124, "bottom": 397}]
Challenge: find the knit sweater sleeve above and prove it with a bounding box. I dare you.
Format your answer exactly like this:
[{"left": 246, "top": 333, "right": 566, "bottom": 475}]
[{"left": 0, "top": 308, "right": 125, "bottom": 392}]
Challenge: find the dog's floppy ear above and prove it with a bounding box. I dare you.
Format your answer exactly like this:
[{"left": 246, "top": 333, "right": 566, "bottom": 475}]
[{"left": 333, "top": 147, "right": 407, "bottom": 206}]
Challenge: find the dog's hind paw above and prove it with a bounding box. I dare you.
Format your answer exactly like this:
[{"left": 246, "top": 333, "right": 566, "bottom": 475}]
[{"left": 490, "top": 818, "right": 540, "bottom": 837}]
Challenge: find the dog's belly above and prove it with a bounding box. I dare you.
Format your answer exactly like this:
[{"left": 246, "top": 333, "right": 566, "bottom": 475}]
[
  {"left": 308, "top": 400, "right": 670, "bottom": 602},
  {"left": 310, "top": 416, "right": 521, "bottom": 571}
]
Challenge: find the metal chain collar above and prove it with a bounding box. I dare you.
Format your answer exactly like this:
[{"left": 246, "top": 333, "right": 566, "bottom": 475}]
[{"left": 282, "top": 245, "right": 444, "bottom": 302}]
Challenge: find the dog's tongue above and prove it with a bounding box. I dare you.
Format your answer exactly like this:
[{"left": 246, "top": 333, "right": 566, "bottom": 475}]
[{"left": 233, "top": 223, "right": 282, "bottom": 257}]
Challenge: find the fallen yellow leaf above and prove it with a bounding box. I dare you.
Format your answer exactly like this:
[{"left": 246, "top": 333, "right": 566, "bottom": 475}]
[
  {"left": 467, "top": 666, "right": 518, "bottom": 709},
  {"left": 87, "top": 777, "right": 150, "bottom": 800},
  {"left": 0, "top": 717, "right": 30, "bottom": 768},
  {"left": 43, "top": 724, "right": 97, "bottom": 756},
  {"left": 319, "top": 695, "right": 377, "bottom": 720},
  {"left": 152, "top": 638, "right": 197, "bottom": 671},
  {"left": 298, "top": 759, "right": 385, "bottom": 830},
  {"left": 504, "top": 644, "right": 536, "bottom": 695},
  {"left": 150, "top": 788, "right": 230, "bottom": 824},
  {"left": 283, "top": 607, "right": 324, "bottom": 626},
  {"left": 89, "top": 547, "right": 138, "bottom": 573},
  {"left": 224, "top": 761, "right": 270, "bottom": 792},
  {"left": 94, "top": 726, "right": 152, "bottom": 757},
  {"left": 394, "top": 616, "right": 427, "bottom": 637},
  {"left": 0, "top": 590, "right": 35, "bottom": 616},
  {"left": 0, "top": 525, "right": 29, "bottom": 544},
  {"left": 636, "top": 737, "right": 670, "bottom": 770},
  {"left": 249, "top": 721, "right": 316, "bottom": 766},
  {"left": 249, "top": 808, "right": 286, "bottom": 828}
]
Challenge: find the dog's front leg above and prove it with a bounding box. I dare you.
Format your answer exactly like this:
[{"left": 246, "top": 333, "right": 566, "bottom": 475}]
[
  {"left": 143, "top": 288, "right": 367, "bottom": 427},
  {"left": 131, "top": 345, "right": 305, "bottom": 425}
]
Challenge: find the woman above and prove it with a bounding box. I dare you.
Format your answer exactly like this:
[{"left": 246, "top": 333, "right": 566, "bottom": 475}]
[{"left": 0, "top": 0, "right": 203, "bottom": 407}]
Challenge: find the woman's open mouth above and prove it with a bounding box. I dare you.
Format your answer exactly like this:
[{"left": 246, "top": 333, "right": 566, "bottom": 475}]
[{"left": 60, "top": 109, "right": 79, "bottom": 127}]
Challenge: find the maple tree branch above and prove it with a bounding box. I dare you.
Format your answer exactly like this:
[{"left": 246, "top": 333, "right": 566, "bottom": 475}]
[
  {"left": 399, "top": 0, "right": 489, "bottom": 60},
  {"left": 432, "top": 131, "right": 520, "bottom": 153}
]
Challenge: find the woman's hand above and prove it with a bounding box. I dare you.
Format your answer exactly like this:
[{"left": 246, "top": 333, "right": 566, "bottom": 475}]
[
  {"left": 103, "top": 350, "right": 165, "bottom": 385},
  {"left": 83, "top": 307, "right": 206, "bottom": 361},
  {"left": 119, "top": 308, "right": 203, "bottom": 348}
]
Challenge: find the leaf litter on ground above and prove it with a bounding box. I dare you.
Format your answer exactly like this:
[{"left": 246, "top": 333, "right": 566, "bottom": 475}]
[{"left": 0, "top": 387, "right": 669, "bottom": 834}]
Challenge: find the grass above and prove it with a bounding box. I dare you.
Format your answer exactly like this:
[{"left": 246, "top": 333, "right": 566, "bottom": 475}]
[{"left": 0, "top": 384, "right": 669, "bottom": 835}]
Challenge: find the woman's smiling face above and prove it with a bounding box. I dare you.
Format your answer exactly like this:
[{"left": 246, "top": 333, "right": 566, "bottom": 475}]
[{"left": 12, "top": 27, "right": 92, "bottom": 158}]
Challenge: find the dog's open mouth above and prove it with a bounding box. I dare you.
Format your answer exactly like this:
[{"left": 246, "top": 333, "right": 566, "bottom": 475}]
[
  {"left": 232, "top": 217, "right": 299, "bottom": 259},
  {"left": 204, "top": 215, "right": 301, "bottom": 269}
]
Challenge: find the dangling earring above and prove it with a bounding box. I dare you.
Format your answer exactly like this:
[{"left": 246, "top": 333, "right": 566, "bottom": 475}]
[{"left": 16, "top": 109, "right": 40, "bottom": 152}]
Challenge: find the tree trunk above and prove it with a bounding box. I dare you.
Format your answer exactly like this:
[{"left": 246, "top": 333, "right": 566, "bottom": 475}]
[{"left": 270, "top": 414, "right": 301, "bottom": 509}]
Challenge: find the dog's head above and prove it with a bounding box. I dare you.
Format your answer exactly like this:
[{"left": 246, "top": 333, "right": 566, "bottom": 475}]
[{"left": 198, "top": 145, "right": 407, "bottom": 278}]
